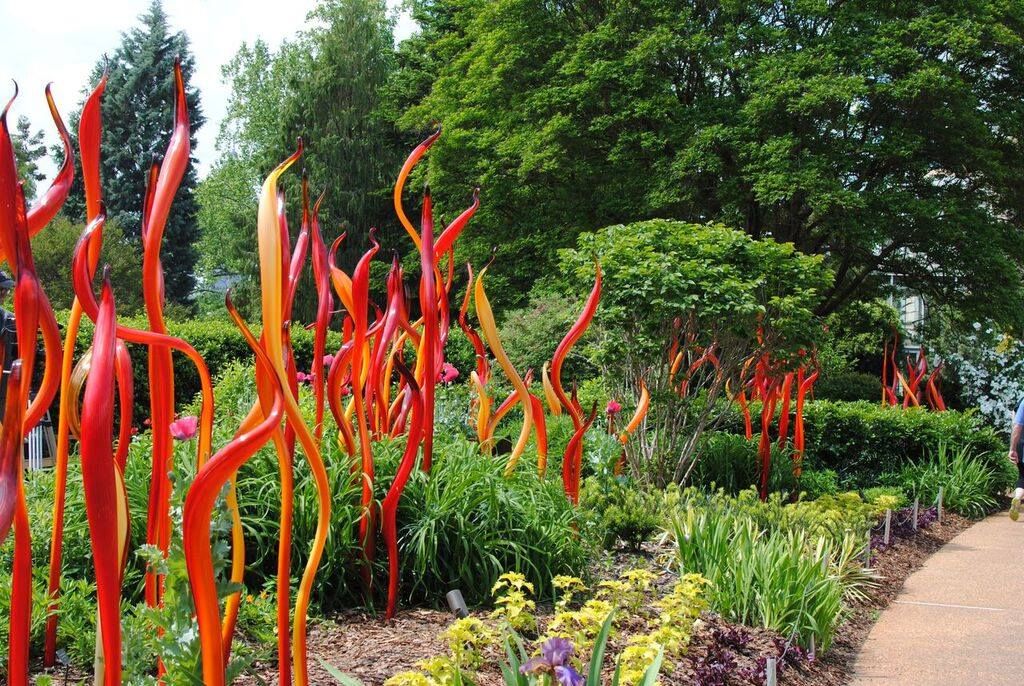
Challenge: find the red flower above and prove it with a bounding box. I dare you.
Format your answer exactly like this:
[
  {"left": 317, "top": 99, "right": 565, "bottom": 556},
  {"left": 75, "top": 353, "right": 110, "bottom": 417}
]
[
  {"left": 605, "top": 400, "right": 622, "bottom": 415},
  {"left": 169, "top": 415, "right": 199, "bottom": 441}
]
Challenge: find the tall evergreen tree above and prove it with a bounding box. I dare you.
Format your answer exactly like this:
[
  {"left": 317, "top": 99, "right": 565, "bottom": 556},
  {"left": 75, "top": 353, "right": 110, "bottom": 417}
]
[
  {"left": 64, "top": 0, "right": 204, "bottom": 305},
  {"left": 280, "top": 0, "right": 405, "bottom": 266}
]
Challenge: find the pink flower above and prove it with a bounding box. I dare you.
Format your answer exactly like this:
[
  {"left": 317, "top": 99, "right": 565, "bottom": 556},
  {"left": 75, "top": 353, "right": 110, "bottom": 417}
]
[
  {"left": 340, "top": 384, "right": 351, "bottom": 397},
  {"left": 606, "top": 400, "right": 622, "bottom": 415},
  {"left": 296, "top": 372, "right": 313, "bottom": 384},
  {"left": 323, "top": 354, "right": 335, "bottom": 368},
  {"left": 439, "top": 362, "right": 459, "bottom": 384},
  {"left": 169, "top": 415, "right": 199, "bottom": 441}
]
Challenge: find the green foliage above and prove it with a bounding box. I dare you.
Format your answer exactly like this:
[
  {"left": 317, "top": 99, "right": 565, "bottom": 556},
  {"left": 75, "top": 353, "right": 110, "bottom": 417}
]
[
  {"left": 797, "top": 469, "right": 840, "bottom": 500},
  {"left": 57, "top": 311, "right": 341, "bottom": 423},
  {"left": 670, "top": 492, "right": 859, "bottom": 651},
  {"left": 0, "top": 569, "right": 96, "bottom": 675},
  {"left": 0, "top": 434, "right": 243, "bottom": 678},
  {"left": 818, "top": 299, "right": 901, "bottom": 375},
  {"left": 205, "top": 0, "right": 409, "bottom": 321},
  {"left": 62, "top": 0, "right": 203, "bottom": 305},
  {"left": 12, "top": 115, "right": 47, "bottom": 199},
  {"left": 194, "top": 157, "right": 263, "bottom": 316},
  {"left": 580, "top": 480, "right": 664, "bottom": 551},
  {"left": 690, "top": 432, "right": 796, "bottom": 495},
  {"left": 397, "top": 439, "right": 590, "bottom": 606},
  {"left": 498, "top": 290, "right": 594, "bottom": 381},
  {"left": 884, "top": 442, "right": 1007, "bottom": 519},
  {"left": 120, "top": 457, "right": 256, "bottom": 683},
  {"left": 34, "top": 217, "right": 146, "bottom": 315},
  {"left": 557, "top": 219, "right": 829, "bottom": 487},
  {"left": 814, "top": 371, "right": 882, "bottom": 404},
  {"left": 399, "top": 0, "right": 1024, "bottom": 329},
  {"left": 720, "top": 400, "right": 1009, "bottom": 491},
  {"left": 561, "top": 220, "right": 829, "bottom": 367},
  {"left": 209, "top": 364, "right": 589, "bottom": 609}
]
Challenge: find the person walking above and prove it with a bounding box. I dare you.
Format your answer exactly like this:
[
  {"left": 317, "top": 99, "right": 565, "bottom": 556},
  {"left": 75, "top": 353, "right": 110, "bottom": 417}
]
[{"left": 1010, "top": 397, "right": 1024, "bottom": 521}]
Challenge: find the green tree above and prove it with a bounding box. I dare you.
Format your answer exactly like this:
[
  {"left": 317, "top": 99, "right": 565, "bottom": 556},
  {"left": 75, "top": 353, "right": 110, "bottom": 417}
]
[
  {"left": 399, "top": 0, "right": 1024, "bottom": 327},
  {"left": 201, "top": 0, "right": 407, "bottom": 320},
  {"left": 63, "top": 0, "right": 204, "bottom": 306},
  {"left": 12, "top": 115, "right": 46, "bottom": 199},
  {"left": 194, "top": 39, "right": 302, "bottom": 317},
  {"left": 282, "top": 0, "right": 405, "bottom": 249},
  {"left": 34, "top": 216, "right": 145, "bottom": 315}
]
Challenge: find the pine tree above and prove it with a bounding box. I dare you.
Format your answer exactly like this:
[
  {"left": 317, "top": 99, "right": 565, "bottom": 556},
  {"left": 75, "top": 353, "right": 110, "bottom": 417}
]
[
  {"left": 64, "top": 0, "right": 204, "bottom": 306},
  {"left": 282, "top": 0, "right": 403, "bottom": 250}
]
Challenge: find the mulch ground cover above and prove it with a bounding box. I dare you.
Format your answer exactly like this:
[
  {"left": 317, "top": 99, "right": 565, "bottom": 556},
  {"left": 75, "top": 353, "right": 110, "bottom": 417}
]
[{"left": 234, "top": 512, "right": 972, "bottom": 686}]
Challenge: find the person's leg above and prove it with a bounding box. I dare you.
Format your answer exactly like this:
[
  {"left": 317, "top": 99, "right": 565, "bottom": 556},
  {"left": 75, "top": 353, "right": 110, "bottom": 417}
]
[{"left": 1010, "top": 463, "right": 1023, "bottom": 521}]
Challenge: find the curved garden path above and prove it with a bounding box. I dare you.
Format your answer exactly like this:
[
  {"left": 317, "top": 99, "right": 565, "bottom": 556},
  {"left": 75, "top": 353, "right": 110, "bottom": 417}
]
[{"left": 850, "top": 511, "right": 1023, "bottom": 685}]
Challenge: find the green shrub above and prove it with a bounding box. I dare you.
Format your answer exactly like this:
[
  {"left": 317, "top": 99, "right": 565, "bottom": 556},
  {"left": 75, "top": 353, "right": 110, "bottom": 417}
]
[
  {"left": 671, "top": 505, "right": 847, "bottom": 651},
  {"left": 798, "top": 469, "right": 839, "bottom": 499},
  {"left": 580, "top": 480, "right": 664, "bottom": 551},
  {"left": 56, "top": 310, "right": 342, "bottom": 421},
  {"left": 884, "top": 442, "right": 1004, "bottom": 519},
  {"left": 814, "top": 371, "right": 882, "bottom": 403},
  {"left": 498, "top": 290, "right": 596, "bottom": 381},
  {"left": 690, "top": 432, "right": 796, "bottom": 495},
  {"left": 397, "top": 441, "right": 590, "bottom": 606}
]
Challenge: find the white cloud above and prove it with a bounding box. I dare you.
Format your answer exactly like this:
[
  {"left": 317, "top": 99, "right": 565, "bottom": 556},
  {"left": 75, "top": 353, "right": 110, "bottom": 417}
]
[{"left": 0, "top": 0, "right": 415, "bottom": 181}]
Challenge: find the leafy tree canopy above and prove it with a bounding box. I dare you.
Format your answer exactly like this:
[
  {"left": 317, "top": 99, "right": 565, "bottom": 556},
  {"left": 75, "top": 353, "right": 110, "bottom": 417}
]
[
  {"left": 399, "top": 0, "right": 1024, "bottom": 328},
  {"left": 559, "top": 219, "right": 831, "bottom": 372},
  {"left": 12, "top": 115, "right": 47, "bottom": 199},
  {"left": 34, "top": 216, "right": 145, "bottom": 316}
]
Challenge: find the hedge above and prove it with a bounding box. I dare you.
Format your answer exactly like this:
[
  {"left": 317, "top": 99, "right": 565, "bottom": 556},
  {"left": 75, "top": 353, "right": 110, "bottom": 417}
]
[
  {"left": 718, "top": 399, "right": 1008, "bottom": 489},
  {"left": 813, "top": 371, "right": 881, "bottom": 403}
]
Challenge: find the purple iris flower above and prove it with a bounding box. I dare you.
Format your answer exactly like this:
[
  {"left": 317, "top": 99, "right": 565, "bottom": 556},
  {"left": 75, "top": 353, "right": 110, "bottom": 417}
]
[
  {"left": 554, "top": 665, "right": 584, "bottom": 686},
  {"left": 521, "top": 638, "right": 584, "bottom": 686}
]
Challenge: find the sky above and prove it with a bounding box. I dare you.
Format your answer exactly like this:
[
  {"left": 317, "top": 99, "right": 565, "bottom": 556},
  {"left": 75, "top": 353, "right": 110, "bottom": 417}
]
[{"left": 0, "top": 0, "right": 416, "bottom": 180}]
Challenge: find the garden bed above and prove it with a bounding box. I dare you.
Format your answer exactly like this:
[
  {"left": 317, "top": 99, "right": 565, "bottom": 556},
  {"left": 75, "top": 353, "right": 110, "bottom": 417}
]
[{"left": 229, "top": 512, "right": 973, "bottom": 686}]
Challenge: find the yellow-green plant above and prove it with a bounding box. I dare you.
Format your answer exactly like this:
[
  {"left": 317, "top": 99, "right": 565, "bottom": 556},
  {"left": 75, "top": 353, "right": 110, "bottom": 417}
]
[{"left": 491, "top": 572, "right": 537, "bottom": 631}]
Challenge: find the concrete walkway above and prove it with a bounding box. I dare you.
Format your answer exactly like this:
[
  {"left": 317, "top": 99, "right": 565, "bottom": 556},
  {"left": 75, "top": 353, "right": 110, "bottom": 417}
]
[{"left": 850, "top": 512, "right": 1024, "bottom": 686}]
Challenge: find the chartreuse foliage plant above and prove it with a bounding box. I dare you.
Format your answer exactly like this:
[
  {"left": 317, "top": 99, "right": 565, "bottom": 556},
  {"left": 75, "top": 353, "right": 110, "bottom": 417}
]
[{"left": 385, "top": 568, "right": 707, "bottom": 686}]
